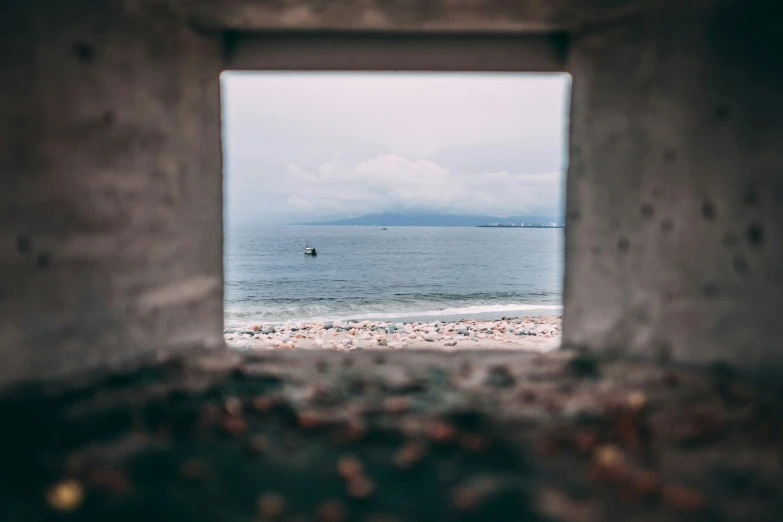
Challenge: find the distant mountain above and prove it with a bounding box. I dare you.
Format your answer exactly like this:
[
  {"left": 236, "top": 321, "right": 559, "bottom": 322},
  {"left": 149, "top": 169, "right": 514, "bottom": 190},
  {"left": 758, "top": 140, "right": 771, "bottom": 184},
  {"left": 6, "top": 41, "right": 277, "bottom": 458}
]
[{"left": 300, "top": 212, "right": 562, "bottom": 227}]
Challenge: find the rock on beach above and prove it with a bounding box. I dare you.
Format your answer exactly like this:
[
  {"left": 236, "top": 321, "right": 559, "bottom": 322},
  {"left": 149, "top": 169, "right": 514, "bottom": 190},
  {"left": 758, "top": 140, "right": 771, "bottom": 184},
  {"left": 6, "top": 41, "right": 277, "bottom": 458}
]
[{"left": 224, "top": 316, "right": 562, "bottom": 353}]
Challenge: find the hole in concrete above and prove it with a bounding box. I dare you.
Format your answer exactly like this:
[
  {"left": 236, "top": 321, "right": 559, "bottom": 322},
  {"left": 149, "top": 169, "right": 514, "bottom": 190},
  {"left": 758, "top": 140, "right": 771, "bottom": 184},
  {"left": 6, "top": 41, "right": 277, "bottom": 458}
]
[
  {"left": 733, "top": 255, "right": 749, "bottom": 274},
  {"left": 220, "top": 72, "right": 570, "bottom": 353},
  {"left": 617, "top": 237, "right": 630, "bottom": 252},
  {"left": 73, "top": 41, "right": 95, "bottom": 62},
  {"left": 662, "top": 149, "right": 678, "bottom": 164},
  {"left": 640, "top": 204, "right": 654, "bottom": 218},
  {"left": 656, "top": 341, "right": 673, "bottom": 364},
  {"left": 102, "top": 111, "right": 116, "bottom": 126},
  {"left": 701, "top": 201, "right": 717, "bottom": 221},
  {"left": 701, "top": 283, "right": 719, "bottom": 299},
  {"left": 746, "top": 223, "right": 764, "bottom": 247},
  {"left": 16, "top": 235, "right": 32, "bottom": 254},
  {"left": 714, "top": 105, "right": 732, "bottom": 121},
  {"left": 744, "top": 188, "right": 759, "bottom": 207},
  {"left": 36, "top": 253, "right": 51, "bottom": 269}
]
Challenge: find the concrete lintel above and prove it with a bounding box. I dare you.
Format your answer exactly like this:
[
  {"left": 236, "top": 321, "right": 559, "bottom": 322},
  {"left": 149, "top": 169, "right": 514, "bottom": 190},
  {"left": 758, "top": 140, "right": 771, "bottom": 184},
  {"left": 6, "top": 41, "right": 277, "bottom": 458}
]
[
  {"left": 225, "top": 32, "right": 568, "bottom": 72},
  {"left": 158, "top": 0, "right": 669, "bottom": 33}
]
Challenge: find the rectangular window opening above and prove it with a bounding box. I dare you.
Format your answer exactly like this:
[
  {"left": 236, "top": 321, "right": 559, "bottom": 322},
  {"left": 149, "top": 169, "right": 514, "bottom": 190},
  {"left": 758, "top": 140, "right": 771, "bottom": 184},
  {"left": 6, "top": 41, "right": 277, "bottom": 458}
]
[{"left": 221, "top": 72, "right": 571, "bottom": 352}]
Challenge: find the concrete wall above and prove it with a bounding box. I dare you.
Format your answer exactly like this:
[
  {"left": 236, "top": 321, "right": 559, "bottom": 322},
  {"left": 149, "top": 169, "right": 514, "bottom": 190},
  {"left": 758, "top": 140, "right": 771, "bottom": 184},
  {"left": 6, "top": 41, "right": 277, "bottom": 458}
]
[
  {"left": 563, "top": 0, "right": 783, "bottom": 368},
  {"left": 0, "top": 0, "right": 225, "bottom": 387},
  {"left": 2, "top": 0, "right": 781, "bottom": 389},
  {"left": 162, "top": 0, "right": 667, "bottom": 32}
]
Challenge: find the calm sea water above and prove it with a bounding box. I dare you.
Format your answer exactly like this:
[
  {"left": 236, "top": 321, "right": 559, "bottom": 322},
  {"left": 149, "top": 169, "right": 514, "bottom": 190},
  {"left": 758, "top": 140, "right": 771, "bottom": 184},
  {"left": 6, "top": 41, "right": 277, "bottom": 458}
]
[{"left": 224, "top": 225, "right": 563, "bottom": 327}]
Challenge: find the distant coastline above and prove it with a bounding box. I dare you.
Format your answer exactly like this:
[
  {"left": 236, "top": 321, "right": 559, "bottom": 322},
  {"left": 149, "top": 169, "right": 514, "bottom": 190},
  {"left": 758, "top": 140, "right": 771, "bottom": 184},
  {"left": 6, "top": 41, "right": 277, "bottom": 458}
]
[
  {"left": 299, "top": 211, "right": 563, "bottom": 227},
  {"left": 476, "top": 224, "right": 564, "bottom": 229}
]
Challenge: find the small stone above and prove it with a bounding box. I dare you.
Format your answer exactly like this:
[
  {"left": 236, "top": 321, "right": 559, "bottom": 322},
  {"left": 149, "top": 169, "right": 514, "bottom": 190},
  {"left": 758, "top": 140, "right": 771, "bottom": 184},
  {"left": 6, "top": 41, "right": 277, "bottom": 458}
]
[
  {"left": 424, "top": 334, "right": 438, "bottom": 342},
  {"left": 257, "top": 492, "right": 286, "bottom": 518},
  {"left": 450, "top": 485, "right": 480, "bottom": 510},
  {"left": 248, "top": 434, "right": 269, "bottom": 454},
  {"left": 87, "top": 468, "right": 130, "bottom": 494},
  {"left": 337, "top": 456, "right": 363, "bottom": 479},
  {"left": 248, "top": 322, "right": 263, "bottom": 331},
  {"left": 444, "top": 341, "right": 457, "bottom": 347},
  {"left": 298, "top": 410, "right": 324, "bottom": 429},
  {"left": 460, "top": 434, "right": 489, "bottom": 452},
  {"left": 383, "top": 396, "right": 410, "bottom": 413},
  {"left": 347, "top": 475, "right": 375, "bottom": 498},
  {"left": 224, "top": 396, "right": 243, "bottom": 416},
  {"left": 428, "top": 420, "right": 457, "bottom": 442},
  {"left": 252, "top": 396, "right": 275, "bottom": 412},
  {"left": 220, "top": 415, "right": 247, "bottom": 436},
  {"left": 629, "top": 471, "right": 660, "bottom": 499},
  {"left": 317, "top": 500, "right": 347, "bottom": 522},
  {"left": 226, "top": 339, "right": 249, "bottom": 350},
  {"left": 181, "top": 459, "right": 208, "bottom": 482},
  {"left": 627, "top": 390, "right": 647, "bottom": 410},
  {"left": 662, "top": 484, "right": 705, "bottom": 510},
  {"left": 594, "top": 445, "right": 624, "bottom": 468},
  {"left": 575, "top": 431, "right": 598, "bottom": 453},
  {"left": 46, "top": 479, "right": 84, "bottom": 512},
  {"left": 394, "top": 442, "right": 426, "bottom": 468}
]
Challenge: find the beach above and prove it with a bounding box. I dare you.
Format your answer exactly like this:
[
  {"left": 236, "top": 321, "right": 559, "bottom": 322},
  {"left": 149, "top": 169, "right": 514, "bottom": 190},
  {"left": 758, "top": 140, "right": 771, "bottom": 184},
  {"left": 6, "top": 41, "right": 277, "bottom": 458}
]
[{"left": 225, "top": 315, "right": 561, "bottom": 352}]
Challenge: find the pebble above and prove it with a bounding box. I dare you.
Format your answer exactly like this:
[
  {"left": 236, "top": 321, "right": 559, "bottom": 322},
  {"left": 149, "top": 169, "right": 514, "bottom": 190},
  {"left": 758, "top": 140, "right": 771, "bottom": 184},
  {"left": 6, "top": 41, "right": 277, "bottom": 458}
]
[
  {"left": 257, "top": 492, "right": 286, "bottom": 518},
  {"left": 46, "top": 479, "right": 84, "bottom": 512},
  {"left": 221, "top": 316, "right": 562, "bottom": 352}
]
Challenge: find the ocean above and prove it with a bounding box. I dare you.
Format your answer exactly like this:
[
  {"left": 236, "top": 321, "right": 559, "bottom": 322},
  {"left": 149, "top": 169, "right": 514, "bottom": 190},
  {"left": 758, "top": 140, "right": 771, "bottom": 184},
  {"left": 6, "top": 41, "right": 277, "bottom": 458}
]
[{"left": 224, "top": 225, "right": 563, "bottom": 328}]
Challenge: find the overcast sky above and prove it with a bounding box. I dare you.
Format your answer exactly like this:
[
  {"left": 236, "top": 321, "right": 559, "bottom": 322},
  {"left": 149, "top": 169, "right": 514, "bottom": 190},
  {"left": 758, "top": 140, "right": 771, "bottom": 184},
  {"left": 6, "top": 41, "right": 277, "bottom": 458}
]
[{"left": 222, "top": 72, "right": 570, "bottom": 226}]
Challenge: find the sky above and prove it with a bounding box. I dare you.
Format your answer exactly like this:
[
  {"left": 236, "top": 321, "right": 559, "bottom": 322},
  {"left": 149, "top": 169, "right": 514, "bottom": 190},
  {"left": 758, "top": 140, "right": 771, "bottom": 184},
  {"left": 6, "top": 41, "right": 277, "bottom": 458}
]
[{"left": 221, "top": 72, "right": 571, "bottom": 226}]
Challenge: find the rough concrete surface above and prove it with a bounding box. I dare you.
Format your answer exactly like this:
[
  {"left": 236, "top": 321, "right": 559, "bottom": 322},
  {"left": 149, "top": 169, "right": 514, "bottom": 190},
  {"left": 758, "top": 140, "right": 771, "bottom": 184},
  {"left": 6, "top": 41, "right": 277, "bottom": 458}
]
[
  {"left": 158, "top": 0, "right": 675, "bottom": 32},
  {"left": 563, "top": 0, "right": 783, "bottom": 368},
  {"left": 0, "top": 0, "right": 225, "bottom": 388}
]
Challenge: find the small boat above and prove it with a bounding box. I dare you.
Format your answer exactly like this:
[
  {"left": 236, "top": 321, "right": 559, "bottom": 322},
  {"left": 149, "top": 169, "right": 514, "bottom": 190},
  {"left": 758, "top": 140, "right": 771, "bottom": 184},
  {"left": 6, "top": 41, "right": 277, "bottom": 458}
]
[
  {"left": 381, "top": 227, "right": 388, "bottom": 230},
  {"left": 304, "top": 244, "right": 317, "bottom": 256}
]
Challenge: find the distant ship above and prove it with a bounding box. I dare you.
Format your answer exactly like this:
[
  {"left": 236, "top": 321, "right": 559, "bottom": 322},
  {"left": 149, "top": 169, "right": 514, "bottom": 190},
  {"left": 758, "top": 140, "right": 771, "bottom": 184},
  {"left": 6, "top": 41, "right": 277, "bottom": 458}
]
[
  {"left": 381, "top": 227, "right": 388, "bottom": 230},
  {"left": 304, "top": 244, "right": 317, "bottom": 256}
]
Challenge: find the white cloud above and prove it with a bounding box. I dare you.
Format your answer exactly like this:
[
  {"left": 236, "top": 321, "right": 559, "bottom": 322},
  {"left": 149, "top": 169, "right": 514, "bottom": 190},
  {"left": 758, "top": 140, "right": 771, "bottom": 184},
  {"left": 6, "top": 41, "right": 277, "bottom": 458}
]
[
  {"left": 241, "top": 152, "right": 563, "bottom": 222},
  {"left": 221, "top": 73, "right": 570, "bottom": 224}
]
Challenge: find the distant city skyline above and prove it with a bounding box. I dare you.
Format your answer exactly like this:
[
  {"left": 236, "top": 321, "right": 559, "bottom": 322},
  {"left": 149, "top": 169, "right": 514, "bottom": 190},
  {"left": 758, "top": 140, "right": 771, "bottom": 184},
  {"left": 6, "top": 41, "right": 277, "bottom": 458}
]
[{"left": 222, "top": 72, "right": 571, "bottom": 226}]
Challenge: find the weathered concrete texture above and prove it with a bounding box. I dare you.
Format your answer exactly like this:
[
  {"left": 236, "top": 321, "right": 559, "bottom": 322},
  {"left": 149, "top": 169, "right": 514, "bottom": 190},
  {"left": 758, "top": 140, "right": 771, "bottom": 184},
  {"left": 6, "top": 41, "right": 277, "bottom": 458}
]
[
  {"left": 0, "top": 0, "right": 226, "bottom": 388},
  {"left": 158, "top": 0, "right": 673, "bottom": 33},
  {"left": 228, "top": 33, "right": 567, "bottom": 72},
  {"left": 564, "top": 0, "right": 783, "bottom": 368}
]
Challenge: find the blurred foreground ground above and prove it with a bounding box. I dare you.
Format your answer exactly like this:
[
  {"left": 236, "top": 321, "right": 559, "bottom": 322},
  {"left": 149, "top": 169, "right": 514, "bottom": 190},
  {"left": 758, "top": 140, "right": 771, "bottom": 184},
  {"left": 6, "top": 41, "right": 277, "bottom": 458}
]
[{"left": 1, "top": 349, "right": 781, "bottom": 521}]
